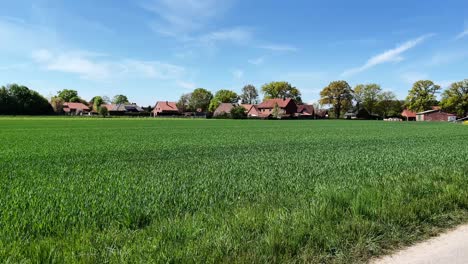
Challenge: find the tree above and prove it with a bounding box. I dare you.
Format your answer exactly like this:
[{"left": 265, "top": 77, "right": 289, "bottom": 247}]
[
  {"left": 261, "top": 81, "right": 302, "bottom": 103},
  {"left": 112, "top": 94, "right": 129, "bottom": 104},
  {"left": 99, "top": 106, "right": 108, "bottom": 117},
  {"left": 353, "top": 84, "right": 382, "bottom": 115},
  {"left": 50, "top": 96, "right": 65, "bottom": 113},
  {"left": 376, "top": 91, "right": 398, "bottom": 118},
  {"left": 230, "top": 106, "right": 247, "bottom": 119},
  {"left": 440, "top": 79, "right": 468, "bottom": 117},
  {"left": 271, "top": 103, "right": 285, "bottom": 119},
  {"left": 0, "top": 84, "right": 53, "bottom": 115},
  {"left": 406, "top": 80, "right": 441, "bottom": 112},
  {"left": 319, "top": 81, "right": 353, "bottom": 119},
  {"left": 188, "top": 88, "right": 213, "bottom": 112},
  {"left": 240, "top": 84, "right": 259, "bottom": 104},
  {"left": 92, "top": 96, "right": 105, "bottom": 112},
  {"left": 57, "top": 89, "right": 79, "bottom": 102},
  {"left": 177, "top": 93, "right": 192, "bottom": 112},
  {"left": 208, "top": 89, "right": 238, "bottom": 112}
]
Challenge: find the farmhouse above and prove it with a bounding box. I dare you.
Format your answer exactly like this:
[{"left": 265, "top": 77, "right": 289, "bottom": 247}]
[
  {"left": 103, "top": 104, "right": 144, "bottom": 116},
  {"left": 241, "top": 104, "right": 260, "bottom": 117},
  {"left": 63, "top": 102, "right": 90, "bottom": 115},
  {"left": 416, "top": 109, "right": 457, "bottom": 122},
  {"left": 401, "top": 109, "right": 417, "bottom": 121},
  {"left": 296, "top": 104, "right": 314, "bottom": 118},
  {"left": 257, "top": 98, "right": 298, "bottom": 118},
  {"left": 213, "top": 103, "right": 236, "bottom": 117},
  {"left": 152, "top": 101, "right": 179, "bottom": 116}
]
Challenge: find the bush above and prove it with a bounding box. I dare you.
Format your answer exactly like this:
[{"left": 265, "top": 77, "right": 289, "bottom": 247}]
[
  {"left": 230, "top": 106, "right": 247, "bottom": 119},
  {"left": 99, "top": 106, "right": 108, "bottom": 117}
]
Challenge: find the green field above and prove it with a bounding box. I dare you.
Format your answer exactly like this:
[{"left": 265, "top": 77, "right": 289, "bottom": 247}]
[{"left": 0, "top": 118, "right": 467, "bottom": 263}]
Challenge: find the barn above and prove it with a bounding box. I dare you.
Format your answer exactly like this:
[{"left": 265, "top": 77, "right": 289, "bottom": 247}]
[{"left": 416, "top": 109, "right": 457, "bottom": 122}]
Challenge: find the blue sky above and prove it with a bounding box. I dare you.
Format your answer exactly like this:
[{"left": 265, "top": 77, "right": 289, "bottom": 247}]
[{"left": 0, "top": 0, "right": 467, "bottom": 106}]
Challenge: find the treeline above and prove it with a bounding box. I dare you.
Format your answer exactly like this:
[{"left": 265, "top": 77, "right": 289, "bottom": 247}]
[
  {"left": 1, "top": 78, "right": 467, "bottom": 118},
  {"left": 318, "top": 79, "right": 468, "bottom": 118},
  {"left": 0, "top": 84, "right": 53, "bottom": 115}
]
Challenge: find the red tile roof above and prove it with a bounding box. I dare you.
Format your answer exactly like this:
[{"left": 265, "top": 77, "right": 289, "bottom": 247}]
[
  {"left": 297, "top": 104, "right": 314, "bottom": 115},
  {"left": 257, "top": 98, "right": 293, "bottom": 109},
  {"left": 153, "top": 101, "right": 179, "bottom": 112},
  {"left": 214, "top": 103, "right": 235, "bottom": 116},
  {"left": 63, "top": 102, "right": 90, "bottom": 112},
  {"left": 240, "top": 104, "right": 253, "bottom": 111},
  {"left": 401, "top": 109, "right": 416, "bottom": 118}
]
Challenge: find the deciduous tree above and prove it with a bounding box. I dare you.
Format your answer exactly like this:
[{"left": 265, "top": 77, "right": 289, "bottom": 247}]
[
  {"left": 353, "top": 84, "right": 382, "bottom": 115},
  {"left": 112, "top": 94, "right": 129, "bottom": 104},
  {"left": 57, "top": 89, "right": 79, "bottom": 102},
  {"left": 406, "top": 80, "right": 440, "bottom": 112},
  {"left": 240, "top": 84, "right": 259, "bottom": 104},
  {"left": 262, "top": 81, "right": 302, "bottom": 103},
  {"left": 188, "top": 88, "right": 213, "bottom": 112},
  {"left": 440, "top": 79, "right": 468, "bottom": 117},
  {"left": 177, "top": 93, "right": 192, "bottom": 112},
  {"left": 319, "top": 81, "right": 353, "bottom": 119},
  {"left": 208, "top": 89, "right": 238, "bottom": 112}
]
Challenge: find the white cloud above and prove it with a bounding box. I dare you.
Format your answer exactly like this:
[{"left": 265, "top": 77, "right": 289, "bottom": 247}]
[
  {"left": 429, "top": 50, "right": 468, "bottom": 66},
  {"left": 177, "top": 80, "right": 196, "bottom": 90},
  {"left": 455, "top": 28, "right": 468, "bottom": 40},
  {"left": 32, "top": 49, "right": 185, "bottom": 81},
  {"left": 248, "top": 57, "right": 264, "bottom": 65},
  {"left": 259, "top": 44, "right": 298, "bottom": 52},
  {"left": 342, "top": 34, "right": 434, "bottom": 76},
  {"left": 199, "top": 27, "right": 252, "bottom": 45},
  {"left": 143, "top": 0, "right": 233, "bottom": 36},
  {"left": 437, "top": 80, "right": 456, "bottom": 88},
  {"left": 232, "top": 69, "right": 244, "bottom": 79},
  {"left": 400, "top": 72, "right": 429, "bottom": 85}
]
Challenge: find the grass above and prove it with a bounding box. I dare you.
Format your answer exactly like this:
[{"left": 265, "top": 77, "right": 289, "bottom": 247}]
[{"left": 0, "top": 118, "right": 467, "bottom": 263}]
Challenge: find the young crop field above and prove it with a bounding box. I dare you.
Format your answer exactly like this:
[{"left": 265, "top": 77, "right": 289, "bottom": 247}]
[{"left": 0, "top": 118, "right": 467, "bottom": 263}]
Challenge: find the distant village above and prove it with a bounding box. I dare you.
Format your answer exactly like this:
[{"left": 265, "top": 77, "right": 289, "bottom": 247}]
[{"left": 1, "top": 79, "right": 467, "bottom": 122}]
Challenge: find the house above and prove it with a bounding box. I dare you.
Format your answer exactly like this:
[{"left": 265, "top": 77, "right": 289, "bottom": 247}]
[
  {"left": 63, "top": 102, "right": 90, "bottom": 115},
  {"left": 152, "top": 101, "right": 180, "bottom": 116},
  {"left": 401, "top": 109, "right": 417, "bottom": 121},
  {"left": 256, "top": 98, "right": 298, "bottom": 118},
  {"left": 296, "top": 104, "right": 314, "bottom": 118},
  {"left": 103, "top": 104, "right": 144, "bottom": 116},
  {"left": 416, "top": 109, "right": 457, "bottom": 122},
  {"left": 315, "top": 109, "right": 329, "bottom": 119},
  {"left": 213, "top": 103, "right": 236, "bottom": 117},
  {"left": 241, "top": 104, "right": 260, "bottom": 117}
]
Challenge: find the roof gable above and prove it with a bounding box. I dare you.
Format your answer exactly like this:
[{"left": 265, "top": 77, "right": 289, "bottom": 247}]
[
  {"left": 257, "top": 98, "right": 295, "bottom": 109},
  {"left": 154, "top": 101, "right": 179, "bottom": 112}
]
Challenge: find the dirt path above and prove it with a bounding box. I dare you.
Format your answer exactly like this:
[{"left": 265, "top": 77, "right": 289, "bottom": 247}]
[{"left": 372, "top": 224, "right": 468, "bottom": 264}]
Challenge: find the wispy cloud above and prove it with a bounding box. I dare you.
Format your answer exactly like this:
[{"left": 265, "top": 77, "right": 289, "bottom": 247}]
[
  {"left": 177, "top": 80, "right": 196, "bottom": 90},
  {"left": 143, "top": 0, "right": 234, "bottom": 36},
  {"left": 455, "top": 28, "right": 468, "bottom": 40},
  {"left": 248, "top": 57, "right": 264, "bottom": 65},
  {"left": 232, "top": 69, "right": 244, "bottom": 79},
  {"left": 259, "top": 44, "right": 298, "bottom": 52},
  {"left": 429, "top": 50, "right": 468, "bottom": 66},
  {"left": 199, "top": 27, "right": 253, "bottom": 45},
  {"left": 32, "top": 49, "right": 185, "bottom": 81},
  {"left": 342, "top": 34, "right": 434, "bottom": 77},
  {"left": 400, "top": 72, "right": 429, "bottom": 85}
]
